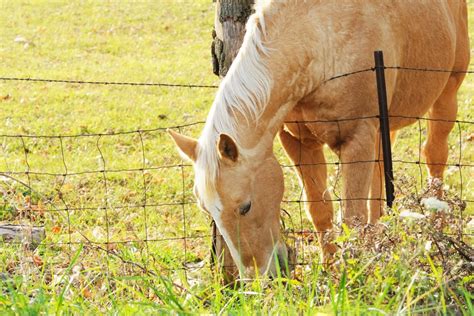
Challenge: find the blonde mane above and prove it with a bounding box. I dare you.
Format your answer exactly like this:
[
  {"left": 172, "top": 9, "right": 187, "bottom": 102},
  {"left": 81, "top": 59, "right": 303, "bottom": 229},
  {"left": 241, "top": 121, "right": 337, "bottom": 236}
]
[{"left": 196, "top": 5, "right": 273, "bottom": 196}]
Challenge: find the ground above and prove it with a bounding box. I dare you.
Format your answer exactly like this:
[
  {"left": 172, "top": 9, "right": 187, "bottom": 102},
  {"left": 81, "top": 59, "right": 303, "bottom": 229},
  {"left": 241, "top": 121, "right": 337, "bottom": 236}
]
[{"left": 0, "top": 1, "right": 473, "bottom": 314}]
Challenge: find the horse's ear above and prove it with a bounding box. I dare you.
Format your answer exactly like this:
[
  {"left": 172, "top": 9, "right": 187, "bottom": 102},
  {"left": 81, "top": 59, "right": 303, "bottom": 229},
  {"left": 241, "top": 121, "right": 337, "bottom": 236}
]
[
  {"left": 217, "top": 134, "right": 238, "bottom": 162},
  {"left": 168, "top": 129, "right": 198, "bottom": 162}
]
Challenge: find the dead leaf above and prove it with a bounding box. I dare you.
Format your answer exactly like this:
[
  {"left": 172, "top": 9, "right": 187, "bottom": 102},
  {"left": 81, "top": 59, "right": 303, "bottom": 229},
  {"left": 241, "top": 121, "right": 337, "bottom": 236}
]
[
  {"left": 33, "top": 255, "right": 43, "bottom": 267},
  {"left": 106, "top": 243, "right": 117, "bottom": 251},
  {"left": 52, "top": 226, "right": 61, "bottom": 234},
  {"left": 82, "top": 287, "right": 92, "bottom": 299},
  {"left": 0, "top": 94, "right": 11, "bottom": 101},
  {"left": 25, "top": 195, "right": 31, "bottom": 207},
  {"left": 31, "top": 200, "right": 45, "bottom": 216}
]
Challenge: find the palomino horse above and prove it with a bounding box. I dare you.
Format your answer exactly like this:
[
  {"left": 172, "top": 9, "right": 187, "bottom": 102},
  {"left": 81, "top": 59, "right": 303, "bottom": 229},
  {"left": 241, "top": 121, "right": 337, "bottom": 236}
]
[{"left": 170, "top": 0, "right": 469, "bottom": 278}]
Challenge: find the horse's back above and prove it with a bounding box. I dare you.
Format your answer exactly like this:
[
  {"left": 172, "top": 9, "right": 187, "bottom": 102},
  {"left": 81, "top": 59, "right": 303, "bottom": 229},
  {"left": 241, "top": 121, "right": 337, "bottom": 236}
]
[
  {"left": 300, "top": 0, "right": 469, "bottom": 130},
  {"left": 386, "top": 0, "right": 469, "bottom": 127}
]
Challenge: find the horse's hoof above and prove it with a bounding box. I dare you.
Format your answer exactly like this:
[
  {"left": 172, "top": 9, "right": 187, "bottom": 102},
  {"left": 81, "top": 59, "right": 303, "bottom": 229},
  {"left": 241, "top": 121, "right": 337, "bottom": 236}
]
[
  {"left": 426, "top": 177, "right": 444, "bottom": 198},
  {"left": 320, "top": 242, "right": 338, "bottom": 269}
]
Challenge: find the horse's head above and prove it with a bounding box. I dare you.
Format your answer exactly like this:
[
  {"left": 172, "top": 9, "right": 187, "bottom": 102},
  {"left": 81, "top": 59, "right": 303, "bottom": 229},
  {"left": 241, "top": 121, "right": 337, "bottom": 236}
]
[{"left": 169, "top": 130, "right": 290, "bottom": 278}]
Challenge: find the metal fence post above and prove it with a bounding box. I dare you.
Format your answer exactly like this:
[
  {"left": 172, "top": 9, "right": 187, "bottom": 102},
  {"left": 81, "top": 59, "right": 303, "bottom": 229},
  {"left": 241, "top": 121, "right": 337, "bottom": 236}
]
[{"left": 374, "top": 51, "right": 395, "bottom": 207}]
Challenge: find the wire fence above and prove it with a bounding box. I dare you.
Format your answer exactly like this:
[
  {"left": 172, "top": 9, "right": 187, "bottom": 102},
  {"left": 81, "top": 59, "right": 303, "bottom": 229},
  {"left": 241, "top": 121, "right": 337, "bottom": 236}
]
[{"left": 0, "top": 64, "right": 473, "bottom": 284}]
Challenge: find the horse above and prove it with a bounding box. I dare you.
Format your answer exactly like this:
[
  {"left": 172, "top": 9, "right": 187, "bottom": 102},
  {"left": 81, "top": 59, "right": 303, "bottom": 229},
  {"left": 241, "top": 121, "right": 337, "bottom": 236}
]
[{"left": 169, "top": 0, "right": 469, "bottom": 278}]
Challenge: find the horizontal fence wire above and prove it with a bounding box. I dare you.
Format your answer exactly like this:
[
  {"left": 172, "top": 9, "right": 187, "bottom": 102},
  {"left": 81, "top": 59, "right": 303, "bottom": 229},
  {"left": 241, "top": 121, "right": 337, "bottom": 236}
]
[
  {"left": 0, "top": 77, "right": 219, "bottom": 89},
  {"left": 2, "top": 65, "right": 474, "bottom": 89},
  {"left": 0, "top": 65, "right": 473, "bottom": 280}
]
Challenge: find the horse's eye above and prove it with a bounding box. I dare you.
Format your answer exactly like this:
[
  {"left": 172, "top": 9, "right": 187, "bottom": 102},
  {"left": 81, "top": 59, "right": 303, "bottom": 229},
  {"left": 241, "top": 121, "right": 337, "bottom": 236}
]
[{"left": 239, "top": 202, "right": 251, "bottom": 216}]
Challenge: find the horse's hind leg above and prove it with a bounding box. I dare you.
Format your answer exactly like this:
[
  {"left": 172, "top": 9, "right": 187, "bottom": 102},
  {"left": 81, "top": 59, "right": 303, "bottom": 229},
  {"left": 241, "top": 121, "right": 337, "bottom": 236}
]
[
  {"left": 423, "top": 75, "right": 463, "bottom": 196},
  {"left": 279, "top": 128, "right": 336, "bottom": 264}
]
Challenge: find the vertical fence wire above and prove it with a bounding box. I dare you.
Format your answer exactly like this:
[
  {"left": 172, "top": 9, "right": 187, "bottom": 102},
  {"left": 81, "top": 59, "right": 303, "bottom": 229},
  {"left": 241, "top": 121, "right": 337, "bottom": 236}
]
[
  {"left": 334, "top": 121, "right": 344, "bottom": 222},
  {"left": 296, "top": 121, "right": 307, "bottom": 262},
  {"left": 178, "top": 126, "right": 188, "bottom": 278},
  {"left": 96, "top": 135, "right": 111, "bottom": 277},
  {"left": 138, "top": 130, "right": 150, "bottom": 271},
  {"left": 416, "top": 119, "right": 424, "bottom": 196},
  {"left": 20, "top": 136, "right": 32, "bottom": 245},
  {"left": 456, "top": 121, "right": 464, "bottom": 239},
  {"left": 58, "top": 136, "right": 73, "bottom": 255}
]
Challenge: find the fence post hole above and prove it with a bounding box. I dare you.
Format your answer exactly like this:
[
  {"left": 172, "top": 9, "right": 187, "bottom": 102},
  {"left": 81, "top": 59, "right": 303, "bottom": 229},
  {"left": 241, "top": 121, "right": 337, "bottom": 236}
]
[{"left": 374, "top": 50, "right": 395, "bottom": 208}]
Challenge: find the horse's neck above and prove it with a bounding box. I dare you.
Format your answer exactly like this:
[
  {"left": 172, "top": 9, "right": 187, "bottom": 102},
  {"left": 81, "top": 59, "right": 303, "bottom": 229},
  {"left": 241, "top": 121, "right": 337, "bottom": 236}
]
[
  {"left": 211, "top": 77, "right": 300, "bottom": 154},
  {"left": 242, "top": 69, "right": 321, "bottom": 151},
  {"left": 206, "top": 5, "right": 323, "bottom": 153}
]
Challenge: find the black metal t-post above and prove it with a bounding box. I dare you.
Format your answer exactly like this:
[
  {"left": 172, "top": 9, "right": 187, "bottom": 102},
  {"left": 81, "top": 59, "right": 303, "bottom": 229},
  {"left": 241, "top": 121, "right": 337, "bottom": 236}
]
[{"left": 374, "top": 51, "right": 395, "bottom": 207}]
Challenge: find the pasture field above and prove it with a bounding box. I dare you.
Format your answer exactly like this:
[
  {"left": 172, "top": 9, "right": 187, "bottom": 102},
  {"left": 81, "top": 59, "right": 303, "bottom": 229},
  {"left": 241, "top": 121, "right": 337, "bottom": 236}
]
[{"left": 0, "top": 1, "right": 473, "bottom": 314}]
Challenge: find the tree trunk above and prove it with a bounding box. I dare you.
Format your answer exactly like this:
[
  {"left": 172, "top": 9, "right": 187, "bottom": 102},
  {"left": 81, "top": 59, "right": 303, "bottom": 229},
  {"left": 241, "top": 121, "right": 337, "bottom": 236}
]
[
  {"left": 210, "top": 0, "right": 254, "bottom": 282},
  {"left": 211, "top": 0, "right": 254, "bottom": 77}
]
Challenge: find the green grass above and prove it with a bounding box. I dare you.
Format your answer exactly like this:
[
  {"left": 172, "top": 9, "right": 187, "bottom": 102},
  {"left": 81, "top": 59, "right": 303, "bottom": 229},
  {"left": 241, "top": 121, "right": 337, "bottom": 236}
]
[{"left": 0, "top": 1, "right": 473, "bottom": 314}]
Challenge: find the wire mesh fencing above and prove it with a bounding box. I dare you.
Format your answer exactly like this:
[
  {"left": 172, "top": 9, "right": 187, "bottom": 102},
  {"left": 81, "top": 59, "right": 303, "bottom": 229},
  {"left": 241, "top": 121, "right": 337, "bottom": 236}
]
[{"left": 0, "top": 64, "right": 473, "bottom": 286}]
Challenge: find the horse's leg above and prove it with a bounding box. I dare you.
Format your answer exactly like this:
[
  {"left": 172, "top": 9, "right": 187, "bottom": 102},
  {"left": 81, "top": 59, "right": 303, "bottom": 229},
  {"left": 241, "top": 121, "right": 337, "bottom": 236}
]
[
  {"left": 278, "top": 128, "right": 336, "bottom": 263},
  {"left": 340, "top": 125, "right": 377, "bottom": 226},
  {"left": 422, "top": 76, "right": 461, "bottom": 197},
  {"left": 369, "top": 131, "right": 397, "bottom": 224},
  {"left": 369, "top": 134, "right": 383, "bottom": 224}
]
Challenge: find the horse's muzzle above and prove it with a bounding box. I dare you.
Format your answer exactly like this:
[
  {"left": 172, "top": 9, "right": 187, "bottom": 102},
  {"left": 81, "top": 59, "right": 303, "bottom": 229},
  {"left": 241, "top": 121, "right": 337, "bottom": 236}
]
[{"left": 270, "top": 242, "right": 296, "bottom": 278}]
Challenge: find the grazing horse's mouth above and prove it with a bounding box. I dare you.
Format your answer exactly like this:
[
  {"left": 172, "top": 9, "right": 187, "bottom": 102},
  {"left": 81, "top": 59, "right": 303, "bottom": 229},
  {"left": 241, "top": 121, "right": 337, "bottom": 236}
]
[{"left": 273, "top": 243, "right": 296, "bottom": 277}]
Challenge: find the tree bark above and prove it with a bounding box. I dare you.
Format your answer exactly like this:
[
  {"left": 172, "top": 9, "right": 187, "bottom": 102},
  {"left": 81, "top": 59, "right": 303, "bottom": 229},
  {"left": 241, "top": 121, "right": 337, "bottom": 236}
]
[
  {"left": 210, "top": 0, "right": 254, "bottom": 282},
  {"left": 211, "top": 0, "right": 254, "bottom": 77}
]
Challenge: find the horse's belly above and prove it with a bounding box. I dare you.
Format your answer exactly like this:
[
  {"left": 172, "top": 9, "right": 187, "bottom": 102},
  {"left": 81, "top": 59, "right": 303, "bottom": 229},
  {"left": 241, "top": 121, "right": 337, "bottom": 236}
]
[
  {"left": 286, "top": 104, "right": 366, "bottom": 151},
  {"left": 290, "top": 68, "right": 451, "bottom": 146},
  {"left": 388, "top": 72, "right": 452, "bottom": 130}
]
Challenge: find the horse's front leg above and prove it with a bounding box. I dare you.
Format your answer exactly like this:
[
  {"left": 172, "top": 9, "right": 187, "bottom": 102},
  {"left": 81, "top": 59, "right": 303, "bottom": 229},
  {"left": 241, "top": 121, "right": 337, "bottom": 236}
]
[
  {"left": 279, "top": 128, "right": 336, "bottom": 264},
  {"left": 339, "top": 124, "right": 377, "bottom": 227}
]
